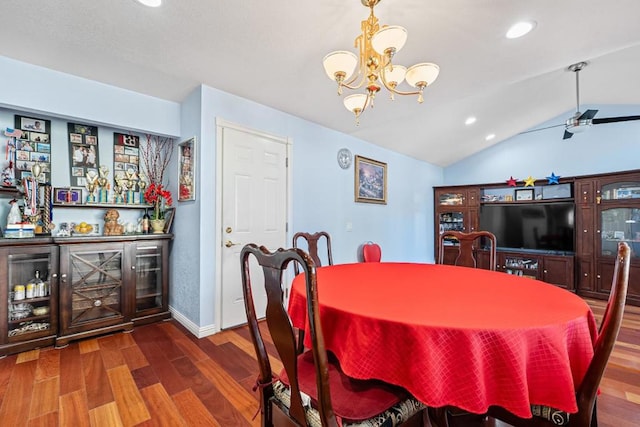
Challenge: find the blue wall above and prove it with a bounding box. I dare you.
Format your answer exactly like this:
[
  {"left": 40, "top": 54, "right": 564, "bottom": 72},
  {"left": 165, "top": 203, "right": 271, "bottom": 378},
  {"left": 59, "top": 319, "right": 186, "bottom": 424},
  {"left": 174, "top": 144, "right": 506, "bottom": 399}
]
[
  {"left": 444, "top": 105, "right": 640, "bottom": 185},
  {"left": 0, "top": 56, "right": 443, "bottom": 331}
]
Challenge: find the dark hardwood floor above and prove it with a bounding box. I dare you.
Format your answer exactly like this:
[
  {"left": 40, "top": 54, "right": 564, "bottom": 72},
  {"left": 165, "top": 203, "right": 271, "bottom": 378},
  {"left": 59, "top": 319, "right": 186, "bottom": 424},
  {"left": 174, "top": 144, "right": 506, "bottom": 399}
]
[{"left": 0, "top": 298, "right": 638, "bottom": 426}]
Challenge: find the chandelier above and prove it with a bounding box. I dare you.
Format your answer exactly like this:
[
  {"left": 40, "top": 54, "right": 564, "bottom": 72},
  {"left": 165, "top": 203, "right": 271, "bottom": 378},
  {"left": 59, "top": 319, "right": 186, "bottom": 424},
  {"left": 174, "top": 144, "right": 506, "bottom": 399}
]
[{"left": 322, "top": 0, "right": 440, "bottom": 125}]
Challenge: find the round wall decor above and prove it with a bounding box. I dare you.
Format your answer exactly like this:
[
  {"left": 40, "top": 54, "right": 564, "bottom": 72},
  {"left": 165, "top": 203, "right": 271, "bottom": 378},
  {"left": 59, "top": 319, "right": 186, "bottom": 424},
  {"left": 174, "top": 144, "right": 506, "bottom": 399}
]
[{"left": 337, "top": 148, "right": 353, "bottom": 169}]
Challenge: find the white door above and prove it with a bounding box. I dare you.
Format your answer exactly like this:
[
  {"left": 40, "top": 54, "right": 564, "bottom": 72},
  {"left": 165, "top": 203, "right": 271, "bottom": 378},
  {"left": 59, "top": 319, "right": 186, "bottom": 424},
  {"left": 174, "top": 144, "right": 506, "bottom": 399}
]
[{"left": 220, "top": 125, "right": 288, "bottom": 329}]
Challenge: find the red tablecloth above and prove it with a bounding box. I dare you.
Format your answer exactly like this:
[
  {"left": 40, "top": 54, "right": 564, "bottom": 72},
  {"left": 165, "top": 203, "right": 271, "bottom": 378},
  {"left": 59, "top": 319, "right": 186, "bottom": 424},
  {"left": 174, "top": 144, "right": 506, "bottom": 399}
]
[{"left": 288, "top": 262, "right": 598, "bottom": 418}]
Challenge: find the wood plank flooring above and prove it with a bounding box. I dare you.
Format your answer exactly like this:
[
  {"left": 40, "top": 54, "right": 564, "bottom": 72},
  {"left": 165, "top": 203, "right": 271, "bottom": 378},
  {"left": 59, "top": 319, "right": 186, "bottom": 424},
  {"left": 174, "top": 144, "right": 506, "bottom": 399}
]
[{"left": 0, "top": 299, "right": 638, "bottom": 426}]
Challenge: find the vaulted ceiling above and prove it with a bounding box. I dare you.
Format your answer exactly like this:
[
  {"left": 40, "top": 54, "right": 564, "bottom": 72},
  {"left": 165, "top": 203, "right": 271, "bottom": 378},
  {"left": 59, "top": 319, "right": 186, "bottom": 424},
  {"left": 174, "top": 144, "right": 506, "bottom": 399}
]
[{"left": 1, "top": 0, "right": 639, "bottom": 166}]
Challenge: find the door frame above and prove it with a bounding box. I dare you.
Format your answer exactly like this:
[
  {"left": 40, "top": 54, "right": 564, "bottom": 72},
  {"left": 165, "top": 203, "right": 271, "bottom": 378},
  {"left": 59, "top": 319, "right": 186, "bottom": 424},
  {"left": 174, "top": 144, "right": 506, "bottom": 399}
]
[{"left": 214, "top": 118, "right": 293, "bottom": 333}]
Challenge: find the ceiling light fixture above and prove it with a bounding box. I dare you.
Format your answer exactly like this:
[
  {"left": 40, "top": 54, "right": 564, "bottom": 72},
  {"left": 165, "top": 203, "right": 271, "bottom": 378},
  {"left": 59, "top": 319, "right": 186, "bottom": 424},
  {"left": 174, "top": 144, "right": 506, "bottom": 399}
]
[
  {"left": 505, "top": 21, "right": 536, "bottom": 39},
  {"left": 465, "top": 116, "right": 477, "bottom": 125},
  {"left": 135, "top": 0, "right": 162, "bottom": 7},
  {"left": 322, "top": 0, "right": 440, "bottom": 125}
]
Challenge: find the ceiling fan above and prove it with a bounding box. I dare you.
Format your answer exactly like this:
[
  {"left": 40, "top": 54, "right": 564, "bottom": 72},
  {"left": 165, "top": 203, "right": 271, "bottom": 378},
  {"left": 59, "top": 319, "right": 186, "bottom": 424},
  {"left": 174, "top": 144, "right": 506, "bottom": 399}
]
[{"left": 523, "top": 61, "right": 640, "bottom": 139}]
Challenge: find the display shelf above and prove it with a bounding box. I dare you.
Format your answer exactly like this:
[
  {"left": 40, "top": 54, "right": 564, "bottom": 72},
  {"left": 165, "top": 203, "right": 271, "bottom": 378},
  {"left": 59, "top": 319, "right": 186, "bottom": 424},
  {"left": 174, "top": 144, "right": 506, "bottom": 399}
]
[{"left": 53, "top": 202, "right": 152, "bottom": 209}]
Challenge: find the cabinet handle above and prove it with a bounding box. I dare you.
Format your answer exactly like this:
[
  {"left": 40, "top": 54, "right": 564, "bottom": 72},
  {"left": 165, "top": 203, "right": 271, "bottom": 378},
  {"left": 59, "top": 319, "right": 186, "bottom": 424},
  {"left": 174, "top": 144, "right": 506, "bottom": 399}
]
[
  {"left": 60, "top": 273, "right": 67, "bottom": 283},
  {"left": 94, "top": 300, "right": 102, "bottom": 307},
  {"left": 51, "top": 273, "right": 58, "bottom": 278},
  {"left": 583, "top": 229, "right": 588, "bottom": 233},
  {"left": 596, "top": 230, "right": 600, "bottom": 234},
  {"left": 597, "top": 275, "right": 601, "bottom": 279},
  {"left": 543, "top": 270, "right": 548, "bottom": 274},
  {"left": 584, "top": 273, "right": 588, "bottom": 277},
  {"left": 131, "top": 266, "right": 136, "bottom": 270}
]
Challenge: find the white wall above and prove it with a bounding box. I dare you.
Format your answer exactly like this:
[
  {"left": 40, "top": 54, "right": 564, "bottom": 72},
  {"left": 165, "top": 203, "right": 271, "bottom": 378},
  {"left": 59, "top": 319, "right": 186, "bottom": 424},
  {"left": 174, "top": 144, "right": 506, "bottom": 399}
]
[{"left": 444, "top": 105, "right": 640, "bottom": 185}]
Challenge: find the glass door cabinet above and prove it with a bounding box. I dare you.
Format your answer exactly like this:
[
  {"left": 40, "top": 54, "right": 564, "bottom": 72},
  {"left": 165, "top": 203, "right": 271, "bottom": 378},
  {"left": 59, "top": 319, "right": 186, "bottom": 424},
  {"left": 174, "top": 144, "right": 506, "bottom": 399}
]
[{"left": 1, "top": 244, "right": 58, "bottom": 357}]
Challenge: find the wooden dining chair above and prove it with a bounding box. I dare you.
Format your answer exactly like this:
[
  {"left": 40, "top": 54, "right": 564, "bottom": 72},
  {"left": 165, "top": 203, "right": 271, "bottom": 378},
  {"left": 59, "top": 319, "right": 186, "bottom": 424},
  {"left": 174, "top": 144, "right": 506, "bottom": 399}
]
[
  {"left": 293, "top": 231, "right": 333, "bottom": 275},
  {"left": 438, "top": 230, "right": 496, "bottom": 271},
  {"left": 240, "top": 244, "right": 426, "bottom": 427},
  {"left": 432, "top": 241, "right": 631, "bottom": 427},
  {"left": 362, "top": 241, "right": 382, "bottom": 262}
]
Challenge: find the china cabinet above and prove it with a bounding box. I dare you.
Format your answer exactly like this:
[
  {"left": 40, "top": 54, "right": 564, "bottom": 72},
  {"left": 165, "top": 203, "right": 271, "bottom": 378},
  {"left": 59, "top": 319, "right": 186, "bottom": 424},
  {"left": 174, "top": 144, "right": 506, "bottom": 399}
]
[
  {"left": 434, "top": 186, "right": 480, "bottom": 259},
  {"left": 0, "top": 234, "right": 170, "bottom": 356}
]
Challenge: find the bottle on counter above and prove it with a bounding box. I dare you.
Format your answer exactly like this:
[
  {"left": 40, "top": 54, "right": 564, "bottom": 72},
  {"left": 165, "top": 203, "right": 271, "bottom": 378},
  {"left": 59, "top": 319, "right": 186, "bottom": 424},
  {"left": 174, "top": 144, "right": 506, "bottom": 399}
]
[
  {"left": 142, "top": 209, "right": 150, "bottom": 234},
  {"left": 27, "top": 270, "right": 45, "bottom": 298}
]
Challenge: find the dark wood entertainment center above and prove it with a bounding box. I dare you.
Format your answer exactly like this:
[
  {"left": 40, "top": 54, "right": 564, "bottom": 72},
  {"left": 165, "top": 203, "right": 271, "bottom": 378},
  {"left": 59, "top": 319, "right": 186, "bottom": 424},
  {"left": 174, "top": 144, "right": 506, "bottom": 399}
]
[{"left": 435, "top": 169, "right": 640, "bottom": 306}]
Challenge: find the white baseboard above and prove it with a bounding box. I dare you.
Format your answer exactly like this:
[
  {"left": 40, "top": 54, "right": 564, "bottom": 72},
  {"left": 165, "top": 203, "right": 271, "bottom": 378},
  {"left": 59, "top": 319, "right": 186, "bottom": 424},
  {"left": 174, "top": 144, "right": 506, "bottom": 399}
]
[{"left": 169, "top": 306, "right": 218, "bottom": 338}]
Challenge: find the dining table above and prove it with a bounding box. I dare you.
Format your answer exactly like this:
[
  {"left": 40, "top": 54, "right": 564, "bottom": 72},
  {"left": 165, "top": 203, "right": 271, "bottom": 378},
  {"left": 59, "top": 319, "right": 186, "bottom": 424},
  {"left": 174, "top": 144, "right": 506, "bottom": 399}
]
[{"left": 287, "top": 262, "right": 598, "bottom": 418}]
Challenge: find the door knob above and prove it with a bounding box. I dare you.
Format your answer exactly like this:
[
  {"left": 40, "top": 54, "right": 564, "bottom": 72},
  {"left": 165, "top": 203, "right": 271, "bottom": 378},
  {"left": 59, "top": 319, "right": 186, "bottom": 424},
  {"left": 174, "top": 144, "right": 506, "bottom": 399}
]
[{"left": 225, "top": 240, "right": 241, "bottom": 248}]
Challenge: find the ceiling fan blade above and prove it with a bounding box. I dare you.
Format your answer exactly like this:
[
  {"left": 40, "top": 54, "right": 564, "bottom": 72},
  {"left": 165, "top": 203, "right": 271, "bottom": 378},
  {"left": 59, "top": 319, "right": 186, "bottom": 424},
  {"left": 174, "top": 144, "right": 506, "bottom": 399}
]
[
  {"left": 563, "top": 130, "right": 574, "bottom": 140},
  {"left": 578, "top": 109, "right": 598, "bottom": 120},
  {"left": 593, "top": 115, "right": 640, "bottom": 124},
  {"left": 518, "top": 123, "right": 565, "bottom": 135}
]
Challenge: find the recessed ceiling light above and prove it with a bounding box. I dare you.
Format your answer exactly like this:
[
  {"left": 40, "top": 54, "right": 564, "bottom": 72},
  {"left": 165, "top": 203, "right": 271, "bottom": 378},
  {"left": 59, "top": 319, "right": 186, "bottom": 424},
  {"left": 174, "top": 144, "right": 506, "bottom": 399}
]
[
  {"left": 485, "top": 134, "right": 496, "bottom": 141},
  {"left": 465, "top": 116, "right": 477, "bottom": 125},
  {"left": 136, "top": 0, "right": 162, "bottom": 7},
  {"left": 506, "top": 21, "right": 536, "bottom": 39}
]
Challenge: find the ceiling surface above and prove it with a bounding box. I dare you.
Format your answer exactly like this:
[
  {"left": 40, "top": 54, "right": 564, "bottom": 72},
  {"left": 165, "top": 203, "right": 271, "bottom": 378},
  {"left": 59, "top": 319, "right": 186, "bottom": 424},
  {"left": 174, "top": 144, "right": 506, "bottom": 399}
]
[{"left": 1, "top": 0, "right": 639, "bottom": 166}]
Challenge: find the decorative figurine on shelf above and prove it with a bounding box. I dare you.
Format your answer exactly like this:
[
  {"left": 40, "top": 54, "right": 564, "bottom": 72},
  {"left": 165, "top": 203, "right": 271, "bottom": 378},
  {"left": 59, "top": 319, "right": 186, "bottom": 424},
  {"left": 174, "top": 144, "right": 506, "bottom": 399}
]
[
  {"left": 103, "top": 209, "right": 124, "bottom": 236},
  {"left": 7, "top": 199, "right": 22, "bottom": 226}
]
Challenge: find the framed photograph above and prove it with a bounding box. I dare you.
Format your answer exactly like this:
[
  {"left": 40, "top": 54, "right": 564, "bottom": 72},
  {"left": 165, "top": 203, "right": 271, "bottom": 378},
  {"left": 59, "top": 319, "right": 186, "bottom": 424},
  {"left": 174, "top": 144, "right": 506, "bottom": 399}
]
[
  {"left": 163, "top": 207, "right": 176, "bottom": 233},
  {"left": 20, "top": 117, "right": 47, "bottom": 133},
  {"left": 69, "top": 133, "right": 82, "bottom": 144},
  {"left": 515, "top": 188, "right": 534, "bottom": 201},
  {"left": 53, "top": 187, "right": 83, "bottom": 204},
  {"left": 355, "top": 155, "right": 387, "bottom": 204},
  {"left": 178, "top": 136, "right": 196, "bottom": 202},
  {"left": 85, "top": 135, "right": 97, "bottom": 145}
]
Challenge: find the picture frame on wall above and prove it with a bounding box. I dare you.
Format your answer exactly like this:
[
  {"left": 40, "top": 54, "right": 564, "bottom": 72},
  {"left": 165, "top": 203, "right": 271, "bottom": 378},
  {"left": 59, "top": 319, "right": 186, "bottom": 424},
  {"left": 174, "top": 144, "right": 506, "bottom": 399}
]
[
  {"left": 15, "top": 115, "right": 52, "bottom": 184},
  {"left": 178, "top": 136, "right": 196, "bottom": 202},
  {"left": 355, "top": 155, "right": 387, "bottom": 204},
  {"left": 515, "top": 188, "right": 534, "bottom": 201}
]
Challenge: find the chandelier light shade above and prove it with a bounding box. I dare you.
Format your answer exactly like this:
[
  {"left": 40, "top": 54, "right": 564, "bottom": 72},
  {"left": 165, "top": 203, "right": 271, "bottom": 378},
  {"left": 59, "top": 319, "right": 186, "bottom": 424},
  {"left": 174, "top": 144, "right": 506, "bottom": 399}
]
[{"left": 322, "top": 0, "right": 439, "bottom": 125}]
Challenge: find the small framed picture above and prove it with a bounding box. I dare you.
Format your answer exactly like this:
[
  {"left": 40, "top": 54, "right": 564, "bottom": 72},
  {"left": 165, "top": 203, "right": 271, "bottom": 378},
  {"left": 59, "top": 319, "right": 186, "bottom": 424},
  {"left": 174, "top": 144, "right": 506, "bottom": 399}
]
[
  {"left": 85, "top": 135, "right": 97, "bottom": 145},
  {"left": 163, "top": 207, "right": 176, "bottom": 233},
  {"left": 20, "top": 117, "right": 47, "bottom": 133},
  {"left": 70, "top": 133, "right": 82, "bottom": 144},
  {"left": 515, "top": 188, "right": 534, "bottom": 201},
  {"left": 53, "top": 187, "right": 83, "bottom": 204},
  {"left": 355, "top": 155, "right": 387, "bottom": 204}
]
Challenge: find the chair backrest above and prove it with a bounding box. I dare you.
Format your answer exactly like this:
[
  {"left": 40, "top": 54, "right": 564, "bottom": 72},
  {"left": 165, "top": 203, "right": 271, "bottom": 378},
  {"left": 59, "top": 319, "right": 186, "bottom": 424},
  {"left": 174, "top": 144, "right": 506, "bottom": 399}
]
[
  {"left": 573, "top": 241, "right": 630, "bottom": 426},
  {"left": 438, "top": 230, "right": 496, "bottom": 271},
  {"left": 362, "top": 241, "right": 382, "bottom": 262},
  {"left": 293, "top": 231, "right": 333, "bottom": 274},
  {"left": 240, "top": 244, "right": 337, "bottom": 426}
]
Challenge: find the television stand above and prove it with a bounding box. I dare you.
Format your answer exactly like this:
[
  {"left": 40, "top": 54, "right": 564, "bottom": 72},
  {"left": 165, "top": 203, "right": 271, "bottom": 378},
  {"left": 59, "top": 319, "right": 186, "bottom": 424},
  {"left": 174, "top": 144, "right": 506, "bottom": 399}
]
[{"left": 493, "top": 250, "right": 575, "bottom": 289}]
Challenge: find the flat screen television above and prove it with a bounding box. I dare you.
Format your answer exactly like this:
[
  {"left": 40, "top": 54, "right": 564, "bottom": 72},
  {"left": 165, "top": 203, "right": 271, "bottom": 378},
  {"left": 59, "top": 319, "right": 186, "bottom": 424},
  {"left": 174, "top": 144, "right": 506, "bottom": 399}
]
[{"left": 479, "top": 202, "right": 575, "bottom": 253}]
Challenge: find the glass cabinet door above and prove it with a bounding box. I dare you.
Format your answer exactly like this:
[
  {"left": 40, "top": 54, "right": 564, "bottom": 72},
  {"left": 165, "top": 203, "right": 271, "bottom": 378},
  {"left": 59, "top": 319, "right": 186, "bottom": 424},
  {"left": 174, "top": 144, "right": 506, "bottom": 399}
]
[
  {"left": 7, "top": 250, "right": 55, "bottom": 341},
  {"left": 600, "top": 181, "right": 640, "bottom": 201},
  {"left": 600, "top": 207, "right": 640, "bottom": 258},
  {"left": 135, "top": 243, "right": 164, "bottom": 314},
  {"left": 66, "top": 248, "right": 124, "bottom": 327},
  {"left": 438, "top": 192, "right": 465, "bottom": 206}
]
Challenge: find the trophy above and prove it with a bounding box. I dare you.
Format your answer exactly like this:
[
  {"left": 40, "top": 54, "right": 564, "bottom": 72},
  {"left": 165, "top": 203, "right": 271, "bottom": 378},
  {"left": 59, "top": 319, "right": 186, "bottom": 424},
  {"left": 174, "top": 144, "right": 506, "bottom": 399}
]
[
  {"left": 113, "top": 177, "right": 125, "bottom": 204},
  {"left": 98, "top": 165, "right": 110, "bottom": 203},
  {"left": 85, "top": 170, "right": 99, "bottom": 203},
  {"left": 125, "top": 168, "right": 138, "bottom": 204},
  {"left": 138, "top": 174, "right": 148, "bottom": 205}
]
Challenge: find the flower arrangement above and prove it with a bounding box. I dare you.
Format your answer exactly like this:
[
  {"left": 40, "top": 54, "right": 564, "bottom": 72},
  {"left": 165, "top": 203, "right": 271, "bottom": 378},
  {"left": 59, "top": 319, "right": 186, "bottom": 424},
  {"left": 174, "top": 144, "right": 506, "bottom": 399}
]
[
  {"left": 140, "top": 134, "right": 174, "bottom": 220},
  {"left": 144, "top": 182, "right": 173, "bottom": 220}
]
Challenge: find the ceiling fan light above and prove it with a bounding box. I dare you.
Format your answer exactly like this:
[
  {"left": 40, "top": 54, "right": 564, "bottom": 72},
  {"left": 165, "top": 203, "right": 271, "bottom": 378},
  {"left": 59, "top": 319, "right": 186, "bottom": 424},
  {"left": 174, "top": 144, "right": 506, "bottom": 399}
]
[
  {"left": 372, "top": 26, "right": 408, "bottom": 55},
  {"left": 343, "top": 94, "right": 367, "bottom": 113},
  {"left": 384, "top": 65, "right": 407, "bottom": 85},
  {"left": 323, "top": 51, "right": 358, "bottom": 81},
  {"left": 405, "top": 63, "right": 440, "bottom": 88}
]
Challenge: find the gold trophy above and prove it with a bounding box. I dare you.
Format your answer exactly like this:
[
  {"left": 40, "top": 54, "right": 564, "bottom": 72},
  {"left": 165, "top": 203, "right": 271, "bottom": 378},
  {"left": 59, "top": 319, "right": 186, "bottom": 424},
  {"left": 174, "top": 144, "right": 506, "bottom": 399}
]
[
  {"left": 85, "top": 170, "right": 99, "bottom": 203},
  {"left": 98, "top": 165, "right": 110, "bottom": 203}
]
